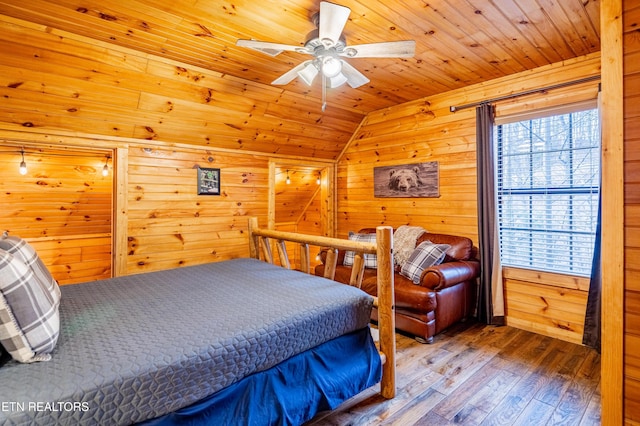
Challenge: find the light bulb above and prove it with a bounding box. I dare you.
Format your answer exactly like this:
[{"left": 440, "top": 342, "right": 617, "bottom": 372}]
[
  {"left": 285, "top": 170, "right": 290, "bottom": 184},
  {"left": 19, "top": 149, "right": 27, "bottom": 175},
  {"left": 321, "top": 56, "right": 342, "bottom": 78},
  {"left": 102, "top": 156, "right": 110, "bottom": 176}
]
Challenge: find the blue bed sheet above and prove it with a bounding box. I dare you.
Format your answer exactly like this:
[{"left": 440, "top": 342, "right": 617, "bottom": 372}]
[{"left": 143, "top": 327, "right": 381, "bottom": 426}]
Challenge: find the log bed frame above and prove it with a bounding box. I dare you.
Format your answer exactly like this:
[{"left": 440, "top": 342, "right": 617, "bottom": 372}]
[{"left": 247, "top": 217, "right": 396, "bottom": 399}]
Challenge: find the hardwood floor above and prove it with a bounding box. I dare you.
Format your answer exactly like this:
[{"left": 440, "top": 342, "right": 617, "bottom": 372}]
[{"left": 307, "top": 322, "right": 601, "bottom": 425}]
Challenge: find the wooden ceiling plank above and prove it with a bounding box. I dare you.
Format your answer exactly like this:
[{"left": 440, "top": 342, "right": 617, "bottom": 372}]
[
  {"left": 0, "top": 1, "right": 170, "bottom": 50},
  {"left": 0, "top": 64, "right": 141, "bottom": 110},
  {"left": 463, "top": 0, "right": 549, "bottom": 69},
  {"left": 583, "top": 0, "right": 601, "bottom": 39},
  {"left": 0, "top": 0, "right": 601, "bottom": 126},
  {"left": 511, "top": 0, "right": 576, "bottom": 60},
  {"left": 355, "top": 0, "right": 504, "bottom": 84},
  {"left": 409, "top": 1, "right": 527, "bottom": 76},
  {"left": 487, "top": 0, "right": 564, "bottom": 65},
  {"left": 0, "top": 19, "right": 150, "bottom": 73},
  {"left": 552, "top": 0, "right": 601, "bottom": 51},
  {"left": 534, "top": 0, "right": 597, "bottom": 56}
]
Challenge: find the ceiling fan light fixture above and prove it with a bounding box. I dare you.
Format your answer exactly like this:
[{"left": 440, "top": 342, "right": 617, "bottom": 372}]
[
  {"left": 236, "top": 1, "right": 415, "bottom": 111},
  {"left": 297, "top": 61, "right": 319, "bottom": 85},
  {"left": 328, "top": 72, "right": 348, "bottom": 88},
  {"left": 321, "top": 56, "right": 342, "bottom": 78}
]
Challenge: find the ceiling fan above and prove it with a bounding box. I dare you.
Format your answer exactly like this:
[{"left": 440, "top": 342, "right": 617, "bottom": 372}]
[{"left": 236, "top": 1, "right": 416, "bottom": 111}]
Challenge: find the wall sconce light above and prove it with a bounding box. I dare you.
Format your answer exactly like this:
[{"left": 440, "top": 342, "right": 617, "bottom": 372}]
[
  {"left": 286, "top": 170, "right": 291, "bottom": 185},
  {"left": 316, "top": 172, "right": 321, "bottom": 185},
  {"left": 102, "top": 156, "right": 110, "bottom": 177},
  {"left": 19, "top": 148, "right": 27, "bottom": 175}
]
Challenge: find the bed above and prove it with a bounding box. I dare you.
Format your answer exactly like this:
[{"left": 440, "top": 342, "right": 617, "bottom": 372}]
[{"left": 0, "top": 218, "right": 395, "bottom": 425}]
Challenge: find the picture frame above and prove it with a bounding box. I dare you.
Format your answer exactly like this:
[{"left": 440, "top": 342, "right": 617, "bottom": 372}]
[
  {"left": 197, "top": 167, "right": 220, "bottom": 195},
  {"left": 374, "top": 161, "right": 439, "bottom": 198}
]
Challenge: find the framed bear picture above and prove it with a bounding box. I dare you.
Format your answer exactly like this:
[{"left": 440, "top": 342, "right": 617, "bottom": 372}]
[{"left": 373, "top": 161, "right": 439, "bottom": 198}]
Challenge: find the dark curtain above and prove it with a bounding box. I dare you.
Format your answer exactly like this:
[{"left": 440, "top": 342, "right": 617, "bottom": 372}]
[
  {"left": 476, "top": 103, "right": 505, "bottom": 325},
  {"left": 583, "top": 193, "right": 602, "bottom": 352}
]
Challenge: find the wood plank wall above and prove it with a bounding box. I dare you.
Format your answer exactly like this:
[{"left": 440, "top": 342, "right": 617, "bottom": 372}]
[
  {"left": 125, "top": 146, "right": 270, "bottom": 274},
  {"left": 337, "top": 52, "right": 601, "bottom": 345},
  {"left": 0, "top": 131, "right": 309, "bottom": 280},
  {"left": 274, "top": 165, "right": 323, "bottom": 270},
  {"left": 274, "top": 166, "right": 322, "bottom": 225},
  {"left": 0, "top": 146, "right": 112, "bottom": 284},
  {"left": 624, "top": 2, "right": 640, "bottom": 422}
]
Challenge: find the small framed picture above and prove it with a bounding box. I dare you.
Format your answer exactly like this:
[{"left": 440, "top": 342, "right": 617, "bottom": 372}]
[{"left": 197, "top": 167, "right": 220, "bottom": 195}]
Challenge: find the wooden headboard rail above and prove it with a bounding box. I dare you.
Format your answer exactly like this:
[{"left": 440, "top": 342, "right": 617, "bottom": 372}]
[{"left": 247, "top": 217, "right": 396, "bottom": 399}]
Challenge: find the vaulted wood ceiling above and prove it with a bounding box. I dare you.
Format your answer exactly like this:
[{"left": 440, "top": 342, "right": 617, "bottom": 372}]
[{"left": 0, "top": 0, "right": 600, "bottom": 116}]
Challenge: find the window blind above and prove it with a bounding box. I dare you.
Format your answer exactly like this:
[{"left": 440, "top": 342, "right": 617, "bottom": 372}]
[{"left": 495, "top": 105, "right": 600, "bottom": 276}]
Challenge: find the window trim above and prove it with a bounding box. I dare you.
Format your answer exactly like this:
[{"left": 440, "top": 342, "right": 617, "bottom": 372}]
[{"left": 495, "top": 99, "right": 598, "bottom": 126}]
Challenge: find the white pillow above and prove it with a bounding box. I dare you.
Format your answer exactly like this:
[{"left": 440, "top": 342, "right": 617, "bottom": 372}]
[{"left": 400, "top": 241, "right": 450, "bottom": 284}]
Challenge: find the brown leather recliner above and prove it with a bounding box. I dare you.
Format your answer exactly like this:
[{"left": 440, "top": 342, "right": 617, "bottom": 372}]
[{"left": 314, "top": 228, "right": 480, "bottom": 343}]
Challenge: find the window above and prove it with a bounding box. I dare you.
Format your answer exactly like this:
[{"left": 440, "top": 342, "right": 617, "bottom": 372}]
[{"left": 495, "top": 105, "right": 600, "bottom": 276}]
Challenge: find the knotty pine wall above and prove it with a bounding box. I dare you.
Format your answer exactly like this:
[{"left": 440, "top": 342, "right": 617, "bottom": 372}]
[
  {"left": 274, "top": 166, "right": 322, "bottom": 226},
  {"left": 0, "top": 133, "right": 328, "bottom": 282},
  {"left": 274, "top": 166, "right": 323, "bottom": 270},
  {"left": 624, "top": 2, "right": 640, "bottom": 422},
  {"left": 0, "top": 146, "right": 112, "bottom": 284},
  {"left": 337, "top": 52, "right": 601, "bottom": 345},
  {"left": 125, "top": 146, "right": 271, "bottom": 274}
]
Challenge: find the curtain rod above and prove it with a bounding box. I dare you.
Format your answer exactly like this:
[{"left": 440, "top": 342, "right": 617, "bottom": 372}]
[{"left": 449, "top": 74, "right": 601, "bottom": 113}]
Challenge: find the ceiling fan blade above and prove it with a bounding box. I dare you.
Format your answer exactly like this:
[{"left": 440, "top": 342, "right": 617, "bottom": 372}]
[
  {"left": 341, "top": 40, "right": 416, "bottom": 58},
  {"left": 318, "top": 1, "right": 350, "bottom": 48},
  {"left": 236, "top": 39, "right": 309, "bottom": 57},
  {"left": 271, "top": 62, "right": 311, "bottom": 85},
  {"left": 340, "top": 60, "right": 370, "bottom": 89}
]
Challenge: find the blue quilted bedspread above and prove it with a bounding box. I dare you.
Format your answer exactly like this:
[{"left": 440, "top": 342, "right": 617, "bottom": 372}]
[{"left": 0, "top": 258, "right": 374, "bottom": 425}]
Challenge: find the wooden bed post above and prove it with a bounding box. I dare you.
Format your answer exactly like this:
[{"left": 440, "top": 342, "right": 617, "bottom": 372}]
[
  {"left": 248, "top": 217, "right": 260, "bottom": 259},
  {"left": 348, "top": 253, "right": 365, "bottom": 288},
  {"left": 323, "top": 248, "right": 338, "bottom": 280},
  {"left": 276, "top": 240, "right": 291, "bottom": 269},
  {"left": 299, "top": 243, "right": 311, "bottom": 274},
  {"left": 376, "top": 226, "right": 396, "bottom": 399}
]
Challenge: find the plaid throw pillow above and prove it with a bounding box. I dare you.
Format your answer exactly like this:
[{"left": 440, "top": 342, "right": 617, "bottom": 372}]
[
  {"left": 343, "top": 232, "right": 377, "bottom": 269},
  {"left": 0, "top": 250, "right": 60, "bottom": 363},
  {"left": 400, "top": 241, "right": 451, "bottom": 284},
  {"left": 0, "top": 233, "right": 60, "bottom": 304}
]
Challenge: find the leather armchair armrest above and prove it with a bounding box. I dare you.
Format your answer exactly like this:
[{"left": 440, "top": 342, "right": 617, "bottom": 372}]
[
  {"left": 318, "top": 247, "right": 346, "bottom": 265},
  {"left": 420, "top": 260, "right": 480, "bottom": 291}
]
